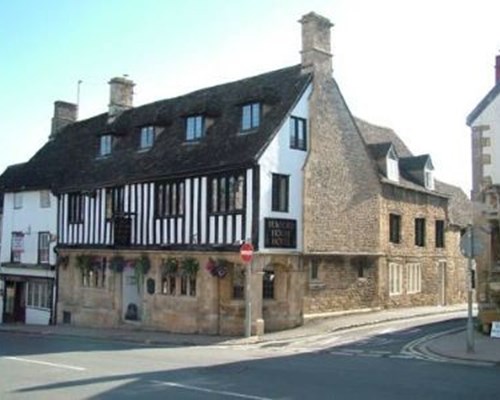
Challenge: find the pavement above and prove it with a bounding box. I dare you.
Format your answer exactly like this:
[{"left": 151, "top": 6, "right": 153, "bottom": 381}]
[{"left": 1, "top": 303, "right": 499, "bottom": 366}]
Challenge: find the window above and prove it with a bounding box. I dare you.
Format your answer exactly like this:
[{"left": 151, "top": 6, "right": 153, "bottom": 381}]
[
  {"left": 155, "top": 181, "right": 184, "bottom": 217},
  {"left": 272, "top": 174, "right": 289, "bottom": 212},
  {"left": 105, "top": 187, "right": 124, "bottom": 219},
  {"left": 407, "top": 263, "right": 422, "bottom": 294},
  {"left": 209, "top": 174, "right": 245, "bottom": 214},
  {"left": 27, "top": 281, "right": 52, "bottom": 309},
  {"left": 38, "top": 232, "right": 51, "bottom": 264},
  {"left": 263, "top": 269, "right": 275, "bottom": 299},
  {"left": 387, "top": 149, "right": 399, "bottom": 182},
  {"left": 389, "top": 262, "right": 403, "bottom": 295},
  {"left": 310, "top": 259, "right": 319, "bottom": 281},
  {"left": 481, "top": 137, "right": 491, "bottom": 147},
  {"left": 161, "top": 273, "right": 176, "bottom": 295},
  {"left": 82, "top": 257, "right": 106, "bottom": 288},
  {"left": 415, "top": 218, "right": 426, "bottom": 247},
  {"left": 140, "top": 126, "right": 155, "bottom": 149},
  {"left": 290, "top": 116, "right": 307, "bottom": 150},
  {"left": 99, "top": 135, "right": 112, "bottom": 157},
  {"left": 186, "top": 115, "right": 205, "bottom": 141},
  {"left": 11, "top": 232, "right": 24, "bottom": 263},
  {"left": 68, "top": 193, "right": 84, "bottom": 224},
  {"left": 435, "top": 220, "right": 445, "bottom": 248},
  {"left": 13, "top": 192, "right": 23, "bottom": 209},
  {"left": 482, "top": 154, "right": 491, "bottom": 165},
  {"left": 233, "top": 264, "right": 245, "bottom": 299},
  {"left": 40, "top": 190, "right": 51, "bottom": 208},
  {"left": 389, "top": 214, "right": 401, "bottom": 244},
  {"left": 241, "top": 103, "right": 260, "bottom": 131}
]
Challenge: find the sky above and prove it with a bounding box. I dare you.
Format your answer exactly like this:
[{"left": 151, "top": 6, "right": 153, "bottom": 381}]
[{"left": 1, "top": 0, "right": 500, "bottom": 195}]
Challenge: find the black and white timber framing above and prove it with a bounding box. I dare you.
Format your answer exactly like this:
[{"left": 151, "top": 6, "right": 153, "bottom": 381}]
[{"left": 57, "top": 168, "right": 256, "bottom": 249}]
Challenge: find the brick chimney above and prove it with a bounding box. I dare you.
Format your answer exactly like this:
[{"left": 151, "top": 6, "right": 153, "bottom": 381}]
[
  {"left": 299, "top": 12, "right": 333, "bottom": 76},
  {"left": 496, "top": 55, "right": 500, "bottom": 84},
  {"left": 108, "top": 76, "right": 134, "bottom": 121},
  {"left": 49, "top": 101, "right": 77, "bottom": 140}
]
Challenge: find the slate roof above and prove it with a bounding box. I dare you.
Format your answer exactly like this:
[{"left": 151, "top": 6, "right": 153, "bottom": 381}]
[
  {"left": 0, "top": 65, "right": 311, "bottom": 193},
  {"left": 367, "top": 142, "right": 393, "bottom": 159},
  {"left": 399, "top": 154, "right": 432, "bottom": 171},
  {"left": 466, "top": 82, "right": 500, "bottom": 126}
]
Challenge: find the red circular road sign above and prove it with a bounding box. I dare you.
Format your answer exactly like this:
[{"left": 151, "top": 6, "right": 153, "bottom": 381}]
[{"left": 240, "top": 242, "right": 254, "bottom": 263}]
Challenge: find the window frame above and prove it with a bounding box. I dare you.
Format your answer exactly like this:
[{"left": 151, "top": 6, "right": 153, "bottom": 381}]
[
  {"left": 38, "top": 231, "right": 51, "bottom": 265},
  {"left": 139, "top": 126, "right": 155, "bottom": 150},
  {"left": 389, "top": 213, "right": 401, "bottom": 244},
  {"left": 10, "top": 231, "right": 24, "bottom": 263},
  {"left": 155, "top": 181, "right": 185, "bottom": 218},
  {"left": 68, "top": 193, "right": 84, "bottom": 224},
  {"left": 290, "top": 116, "right": 307, "bottom": 150},
  {"left": 40, "top": 190, "right": 51, "bottom": 208},
  {"left": 407, "top": 263, "right": 422, "bottom": 294},
  {"left": 27, "top": 280, "right": 52, "bottom": 309},
  {"left": 105, "top": 187, "right": 125, "bottom": 220},
  {"left": 241, "top": 102, "right": 260, "bottom": 132},
  {"left": 389, "top": 262, "right": 403, "bottom": 296},
  {"left": 435, "top": 220, "right": 445, "bottom": 248},
  {"left": 99, "top": 134, "right": 112, "bottom": 157},
  {"left": 13, "top": 192, "right": 23, "bottom": 209},
  {"left": 185, "top": 115, "right": 205, "bottom": 141},
  {"left": 271, "top": 173, "right": 289, "bottom": 213},
  {"left": 209, "top": 173, "right": 245, "bottom": 215},
  {"left": 415, "top": 218, "right": 426, "bottom": 247}
]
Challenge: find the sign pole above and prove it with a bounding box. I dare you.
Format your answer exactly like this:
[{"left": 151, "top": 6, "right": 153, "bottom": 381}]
[
  {"left": 240, "top": 242, "right": 254, "bottom": 338},
  {"left": 245, "top": 259, "right": 252, "bottom": 338},
  {"left": 466, "top": 225, "right": 475, "bottom": 353}
]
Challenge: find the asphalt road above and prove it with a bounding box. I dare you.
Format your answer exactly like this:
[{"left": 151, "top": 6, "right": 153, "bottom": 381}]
[{"left": 0, "top": 318, "right": 499, "bottom": 399}]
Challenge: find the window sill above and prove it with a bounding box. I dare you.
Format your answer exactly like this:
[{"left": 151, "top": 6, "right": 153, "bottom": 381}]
[{"left": 309, "top": 281, "right": 326, "bottom": 290}]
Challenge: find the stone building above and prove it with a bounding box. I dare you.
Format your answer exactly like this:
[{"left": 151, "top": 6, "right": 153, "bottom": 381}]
[
  {"left": 0, "top": 12, "right": 469, "bottom": 334},
  {"left": 466, "top": 55, "right": 500, "bottom": 331}
]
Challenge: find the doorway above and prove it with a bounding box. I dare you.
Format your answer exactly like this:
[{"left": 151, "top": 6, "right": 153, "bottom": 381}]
[{"left": 3, "top": 280, "right": 26, "bottom": 323}]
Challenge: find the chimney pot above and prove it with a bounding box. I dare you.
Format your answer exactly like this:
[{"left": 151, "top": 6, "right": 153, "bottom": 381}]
[{"left": 50, "top": 101, "right": 77, "bottom": 140}]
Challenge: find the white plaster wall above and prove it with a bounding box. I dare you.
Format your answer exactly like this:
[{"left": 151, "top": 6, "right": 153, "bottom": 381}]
[
  {"left": 0, "top": 191, "right": 58, "bottom": 265},
  {"left": 26, "top": 308, "right": 51, "bottom": 325},
  {"left": 472, "top": 95, "right": 500, "bottom": 185},
  {"left": 257, "top": 84, "right": 312, "bottom": 252}
]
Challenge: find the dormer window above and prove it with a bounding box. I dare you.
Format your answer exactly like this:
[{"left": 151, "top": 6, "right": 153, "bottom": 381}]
[
  {"left": 99, "top": 135, "right": 112, "bottom": 157},
  {"left": 424, "top": 159, "right": 434, "bottom": 190},
  {"left": 387, "top": 148, "right": 399, "bottom": 182},
  {"left": 241, "top": 102, "right": 260, "bottom": 131},
  {"left": 186, "top": 115, "right": 205, "bottom": 141},
  {"left": 140, "top": 126, "right": 155, "bottom": 150}
]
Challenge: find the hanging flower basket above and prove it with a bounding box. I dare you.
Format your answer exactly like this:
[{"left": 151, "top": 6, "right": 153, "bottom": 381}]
[
  {"left": 76, "top": 254, "right": 92, "bottom": 273},
  {"left": 163, "top": 257, "right": 179, "bottom": 275},
  {"left": 109, "top": 255, "right": 126, "bottom": 273},
  {"left": 181, "top": 257, "right": 199, "bottom": 276},
  {"left": 205, "top": 257, "right": 230, "bottom": 278}
]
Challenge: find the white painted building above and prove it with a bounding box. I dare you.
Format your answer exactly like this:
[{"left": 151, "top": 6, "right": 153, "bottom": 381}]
[{"left": 0, "top": 188, "right": 58, "bottom": 325}]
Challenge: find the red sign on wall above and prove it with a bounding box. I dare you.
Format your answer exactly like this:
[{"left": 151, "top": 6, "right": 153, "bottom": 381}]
[{"left": 240, "top": 243, "right": 254, "bottom": 264}]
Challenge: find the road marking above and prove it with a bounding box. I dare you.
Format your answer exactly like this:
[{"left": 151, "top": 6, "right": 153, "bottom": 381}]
[
  {"left": 150, "top": 380, "right": 272, "bottom": 399},
  {"left": 4, "top": 356, "right": 86, "bottom": 371}
]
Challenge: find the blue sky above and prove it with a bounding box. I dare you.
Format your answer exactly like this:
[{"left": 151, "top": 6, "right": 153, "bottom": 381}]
[{"left": 1, "top": 0, "right": 500, "bottom": 193}]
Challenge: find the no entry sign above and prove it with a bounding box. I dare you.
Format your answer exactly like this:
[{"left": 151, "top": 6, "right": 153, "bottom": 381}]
[{"left": 240, "top": 242, "right": 254, "bottom": 263}]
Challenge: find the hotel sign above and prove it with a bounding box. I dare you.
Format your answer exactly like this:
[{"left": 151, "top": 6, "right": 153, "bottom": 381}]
[{"left": 264, "top": 218, "right": 297, "bottom": 249}]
